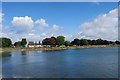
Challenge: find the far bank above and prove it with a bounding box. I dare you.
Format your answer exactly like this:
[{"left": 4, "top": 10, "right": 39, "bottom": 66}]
[{"left": 0, "top": 45, "right": 119, "bottom": 53}]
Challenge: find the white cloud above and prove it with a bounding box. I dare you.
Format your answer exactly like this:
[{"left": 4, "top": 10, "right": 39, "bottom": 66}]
[
  {"left": 0, "top": 32, "right": 8, "bottom": 37},
  {"left": 5, "top": 15, "right": 61, "bottom": 42},
  {"left": 12, "top": 16, "right": 34, "bottom": 27},
  {"left": 64, "top": 32, "right": 90, "bottom": 41},
  {"left": 2, "top": 8, "right": 118, "bottom": 43},
  {"left": 80, "top": 8, "right": 118, "bottom": 41},
  {"left": 11, "top": 16, "right": 34, "bottom": 33},
  {"left": 41, "top": 24, "right": 60, "bottom": 38},
  {"left": 0, "top": 12, "right": 4, "bottom": 31},
  {"left": 44, "top": 24, "right": 60, "bottom": 35},
  {"left": 92, "top": 1, "right": 100, "bottom": 5},
  {"left": 35, "top": 18, "right": 48, "bottom": 30},
  {"left": 35, "top": 18, "right": 48, "bottom": 27},
  {"left": 41, "top": 33, "right": 47, "bottom": 37},
  {"left": 0, "top": 12, "right": 4, "bottom": 23},
  {"left": 11, "top": 17, "right": 49, "bottom": 33},
  {"left": 52, "top": 24, "right": 59, "bottom": 31},
  {"left": 3, "top": 24, "right": 61, "bottom": 43}
]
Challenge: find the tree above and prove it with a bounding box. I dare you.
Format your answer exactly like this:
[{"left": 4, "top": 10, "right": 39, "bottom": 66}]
[
  {"left": 87, "top": 39, "right": 92, "bottom": 45},
  {"left": 102, "top": 40, "right": 110, "bottom": 45},
  {"left": 42, "top": 38, "right": 50, "bottom": 45},
  {"left": 0, "top": 38, "right": 12, "bottom": 48},
  {"left": 96, "top": 39, "right": 103, "bottom": 45},
  {"left": 56, "top": 36, "right": 65, "bottom": 46},
  {"left": 39, "top": 41, "right": 41, "bottom": 44},
  {"left": 51, "top": 36, "right": 57, "bottom": 45},
  {"left": 14, "top": 41, "right": 21, "bottom": 47},
  {"left": 0, "top": 38, "right": 2, "bottom": 47},
  {"left": 42, "top": 37, "right": 56, "bottom": 46},
  {"left": 80, "top": 39, "right": 88, "bottom": 46},
  {"left": 91, "top": 40, "right": 97, "bottom": 45},
  {"left": 71, "top": 39, "right": 80, "bottom": 46},
  {"left": 115, "top": 41, "right": 120, "bottom": 45},
  {"left": 109, "top": 41, "right": 114, "bottom": 44},
  {"left": 65, "top": 41, "right": 71, "bottom": 46},
  {"left": 21, "top": 38, "right": 27, "bottom": 47}
]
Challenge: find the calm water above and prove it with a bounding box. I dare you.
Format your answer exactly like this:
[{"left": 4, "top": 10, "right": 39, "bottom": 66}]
[{"left": 1, "top": 47, "right": 118, "bottom": 78}]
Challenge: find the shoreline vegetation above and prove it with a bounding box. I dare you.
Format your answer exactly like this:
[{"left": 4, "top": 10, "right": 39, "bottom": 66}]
[
  {"left": 1, "top": 45, "right": 119, "bottom": 53},
  {"left": 0, "top": 36, "right": 120, "bottom": 54}
]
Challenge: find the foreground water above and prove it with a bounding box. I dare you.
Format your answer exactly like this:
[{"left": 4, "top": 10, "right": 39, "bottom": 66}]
[{"left": 1, "top": 47, "right": 118, "bottom": 78}]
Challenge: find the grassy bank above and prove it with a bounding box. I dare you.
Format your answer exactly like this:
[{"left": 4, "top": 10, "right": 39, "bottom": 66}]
[
  {"left": 0, "top": 45, "right": 119, "bottom": 53},
  {"left": 0, "top": 47, "right": 67, "bottom": 53}
]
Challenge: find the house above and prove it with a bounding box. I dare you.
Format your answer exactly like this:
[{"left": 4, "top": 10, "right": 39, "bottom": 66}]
[
  {"left": 27, "top": 41, "right": 43, "bottom": 48},
  {"left": 43, "top": 45, "right": 51, "bottom": 48}
]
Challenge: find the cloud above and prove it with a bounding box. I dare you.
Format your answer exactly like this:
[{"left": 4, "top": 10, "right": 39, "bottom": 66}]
[
  {"left": 2, "top": 8, "right": 118, "bottom": 43},
  {"left": 35, "top": 18, "right": 48, "bottom": 30},
  {"left": 94, "top": 2, "right": 99, "bottom": 5},
  {"left": 12, "top": 16, "right": 34, "bottom": 27},
  {"left": 41, "top": 24, "right": 60, "bottom": 38},
  {"left": 64, "top": 32, "right": 90, "bottom": 41},
  {"left": 0, "top": 12, "right": 4, "bottom": 31},
  {"left": 0, "top": 12, "right": 4, "bottom": 23},
  {"left": 0, "top": 32, "right": 8, "bottom": 37},
  {"left": 92, "top": 1, "right": 100, "bottom": 5},
  {"left": 7, "top": 15, "right": 61, "bottom": 42},
  {"left": 35, "top": 18, "right": 48, "bottom": 27},
  {"left": 80, "top": 8, "right": 118, "bottom": 41},
  {"left": 45, "top": 24, "right": 60, "bottom": 35},
  {"left": 52, "top": 24, "right": 60, "bottom": 31},
  {"left": 4, "top": 24, "right": 61, "bottom": 43},
  {"left": 11, "top": 16, "right": 34, "bottom": 33},
  {"left": 11, "top": 17, "right": 49, "bottom": 33}
]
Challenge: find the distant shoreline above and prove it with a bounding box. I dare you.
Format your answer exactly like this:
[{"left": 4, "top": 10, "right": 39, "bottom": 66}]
[{"left": 0, "top": 45, "right": 119, "bottom": 53}]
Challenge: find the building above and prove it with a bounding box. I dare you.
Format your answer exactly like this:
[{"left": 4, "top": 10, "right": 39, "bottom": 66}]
[{"left": 27, "top": 41, "right": 43, "bottom": 48}]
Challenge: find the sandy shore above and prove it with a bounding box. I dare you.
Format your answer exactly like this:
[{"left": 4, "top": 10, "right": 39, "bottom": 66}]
[{"left": 0, "top": 45, "right": 118, "bottom": 53}]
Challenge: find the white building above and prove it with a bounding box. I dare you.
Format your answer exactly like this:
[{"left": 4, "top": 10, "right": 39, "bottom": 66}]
[
  {"left": 26, "top": 41, "right": 43, "bottom": 48},
  {"left": 28, "top": 44, "right": 42, "bottom": 48}
]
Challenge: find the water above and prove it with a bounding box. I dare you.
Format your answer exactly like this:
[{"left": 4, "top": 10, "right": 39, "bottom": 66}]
[{"left": 1, "top": 47, "right": 118, "bottom": 78}]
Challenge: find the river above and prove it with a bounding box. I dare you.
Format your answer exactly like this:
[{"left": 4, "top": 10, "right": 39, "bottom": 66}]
[{"left": 1, "top": 47, "right": 118, "bottom": 78}]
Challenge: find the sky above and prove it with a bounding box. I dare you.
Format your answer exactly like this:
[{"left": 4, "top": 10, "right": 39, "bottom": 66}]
[
  {"left": 2, "top": 0, "right": 119, "bottom": 2},
  {"left": 1, "top": 2, "right": 118, "bottom": 43}
]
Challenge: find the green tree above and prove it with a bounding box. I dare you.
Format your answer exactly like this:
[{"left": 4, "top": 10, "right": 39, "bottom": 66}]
[
  {"left": 115, "top": 41, "right": 120, "bottom": 45},
  {"left": 109, "top": 41, "right": 114, "bottom": 44},
  {"left": 65, "top": 41, "right": 71, "bottom": 46},
  {"left": 87, "top": 39, "right": 92, "bottom": 45},
  {"left": 102, "top": 40, "right": 110, "bottom": 45},
  {"left": 96, "top": 39, "right": 104, "bottom": 45},
  {"left": 71, "top": 39, "right": 80, "bottom": 46},
  {"left": 21, "top": 38, "right": 27, "bottom": 47},
  {"left": 56, "top": 36, "right": 65, "bottom": 46},
  {"left": 80, "top": 39, "right": 88, "bottom": 46},
  {"left": 42, "top": 37, "right": 56, "bottom": 46},
  {"left": 0, "top": 38, "right": 12, "bottom": 48},
  {"left": 14, "top": 41, "right": 21, "bottom": 47},
  {"left": 91, "top": 40, "right": 97, "bottom": 45},
  {"left": 42, "top": 38, "right": 50, "bottom": 45},
  {"left": 51, "top": 36, "right": 57, "bottom": 46}
]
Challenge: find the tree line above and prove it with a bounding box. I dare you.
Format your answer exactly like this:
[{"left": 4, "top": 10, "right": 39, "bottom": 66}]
[
  {"left": 42, "top": 36, "right": 120, "bottom": 46},
  {"left": 0, "top": 38, "right": 27, "bottom": 48},
  {"left": 0, "top": 36, "right": 120, "bottom": 48}
]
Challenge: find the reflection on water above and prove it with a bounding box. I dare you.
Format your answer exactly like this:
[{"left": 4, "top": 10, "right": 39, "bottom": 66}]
[
  {"left": 1, "top": 52, "right": 11, "bottom": 57},
  {"left": 2, "top": 47, "right": 118, "bottom": 78},
  {"left": 21, "top": 51, "right": 27, "bottom": 55}
]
